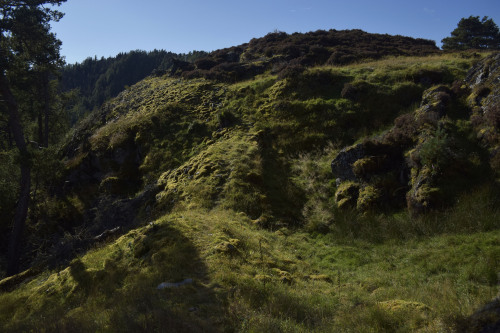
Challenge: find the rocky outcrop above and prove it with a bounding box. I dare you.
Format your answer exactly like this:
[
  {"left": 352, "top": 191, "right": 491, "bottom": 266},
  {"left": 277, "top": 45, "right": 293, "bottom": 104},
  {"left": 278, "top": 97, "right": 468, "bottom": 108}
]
[
  {"left": 465, "top": 53, "right": 500, "bottom": 174},
  {"left": 405, "top": 86, "right": 452, "bottom": 214},
  {"left": 331, "top": 144, "right": 366, "bottom": 182},
  {"left": 331, "top": 53, "right": 500, "bottom": 214},
  {"left": 331, "top": 140, "right": 408, "bottom": 211},
  {"left": 465, "top": 53, "right": 500, "bottom": 89},
  {"left": 415, "top": 85, "right": 452, "bottom": 125}
]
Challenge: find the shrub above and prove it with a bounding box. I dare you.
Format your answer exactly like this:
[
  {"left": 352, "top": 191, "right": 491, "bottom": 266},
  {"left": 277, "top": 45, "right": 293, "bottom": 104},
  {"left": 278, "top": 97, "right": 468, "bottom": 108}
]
[
  {"left": 383, "top": 113, "right": 418, "bottom": 147},
  {"left": 418, "top": 127, "right": 452, "bottom": 169},
  {"left": 194, "top": 57, "right": 218, "bottom": 70},
  {"left": 277, "top": 64, "right": 305, "bottom": 80},
  {"left": 340, "top": 80, "right": 372, "bottom": 100}
]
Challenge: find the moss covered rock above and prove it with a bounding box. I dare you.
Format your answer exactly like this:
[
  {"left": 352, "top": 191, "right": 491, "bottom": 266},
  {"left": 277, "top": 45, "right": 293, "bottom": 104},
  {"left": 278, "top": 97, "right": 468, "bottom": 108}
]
[
  {"left": 357, "top": 185, "right": 383, "bottom": 211},
  {"left": 352, "top": 156, "right": 388, "bottom": 178},
  {"left": 406, "top": 166, "right": 442, "bottom": 214},
  {"left": 334, "top": 181, "right": 360, "bottom": 210},
  {"left": 414, "top": 85, "right": 451, "bottom": 127}
]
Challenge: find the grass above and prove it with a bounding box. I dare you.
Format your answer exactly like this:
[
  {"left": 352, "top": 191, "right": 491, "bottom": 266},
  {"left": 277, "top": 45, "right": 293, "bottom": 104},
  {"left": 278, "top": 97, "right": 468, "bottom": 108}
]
[
  {"left": 1, "top": 52, "right": 499, "bottom": 331},
  {"left": 1, "top": 198, "right": 499, "bottom": 332}
]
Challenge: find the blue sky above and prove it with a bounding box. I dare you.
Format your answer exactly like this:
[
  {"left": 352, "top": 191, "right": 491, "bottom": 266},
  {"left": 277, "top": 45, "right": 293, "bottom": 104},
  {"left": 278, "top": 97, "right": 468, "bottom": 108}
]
[{"left": 51, "top": 0, "right": 500, "bottom": 64}]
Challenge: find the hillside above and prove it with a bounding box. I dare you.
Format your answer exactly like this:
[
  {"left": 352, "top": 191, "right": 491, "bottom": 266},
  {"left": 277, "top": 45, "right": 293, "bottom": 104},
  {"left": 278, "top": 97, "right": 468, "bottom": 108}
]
[
  {"left": 170, "top": 29, "right": 440, "bottom": 82},
  {"left": 0, "top": 28, "right": 499, "bottom": 332},
  {"left": 60, "top": 49, "right": 208, "bottom": 122},
  {"left": 59, "top": 29, "right": 439, "bottom": 124}
]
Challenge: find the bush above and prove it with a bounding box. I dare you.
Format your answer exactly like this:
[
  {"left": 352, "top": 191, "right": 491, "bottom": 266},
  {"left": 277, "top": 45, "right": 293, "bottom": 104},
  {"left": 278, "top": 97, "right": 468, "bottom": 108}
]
[
  {"left": 194, "top": 57, "right": 218, "bottom": 70},
  {"left": 418, "top": 127, "right": 452, "bottom": 169},
  {"left": 277, "top": 64, "right": 305, "bottom": 80}
]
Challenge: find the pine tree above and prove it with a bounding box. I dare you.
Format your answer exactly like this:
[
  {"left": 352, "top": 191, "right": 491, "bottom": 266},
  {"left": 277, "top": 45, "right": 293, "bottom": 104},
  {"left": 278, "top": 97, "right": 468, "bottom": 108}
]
[
  {"left": 442, "top": 16, "right": 500, "bottom": 50},
  {"left": 0, "top": 0, "right": 66, "bottom": 276}
]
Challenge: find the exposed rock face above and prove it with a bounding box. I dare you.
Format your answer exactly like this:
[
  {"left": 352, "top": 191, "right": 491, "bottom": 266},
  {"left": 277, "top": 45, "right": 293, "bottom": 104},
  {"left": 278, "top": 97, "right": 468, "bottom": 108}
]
[
  {"left": 331, "top": 144, "right": 366, "bottom": 182},
  {"left": 465, "top": 53, "right": 500, "bottom": 89},
  {"left": 465, "top": 53, "right": 500, "bottom": 174}
]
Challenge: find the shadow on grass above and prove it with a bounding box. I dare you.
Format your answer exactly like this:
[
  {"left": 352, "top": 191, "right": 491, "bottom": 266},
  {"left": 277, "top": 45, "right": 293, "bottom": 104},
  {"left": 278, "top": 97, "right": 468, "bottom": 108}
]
[{"left": 1, "top": 222, "right": 225, "bottom": 333}]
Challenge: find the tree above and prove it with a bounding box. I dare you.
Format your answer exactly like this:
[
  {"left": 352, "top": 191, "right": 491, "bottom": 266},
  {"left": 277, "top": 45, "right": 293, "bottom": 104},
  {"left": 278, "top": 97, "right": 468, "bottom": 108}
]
[
  {"left": 0, "top": 0, "right": 66, "bottom": 276},
  {"left": 442, "top": 16, "right": 500, "bottom": 50}
]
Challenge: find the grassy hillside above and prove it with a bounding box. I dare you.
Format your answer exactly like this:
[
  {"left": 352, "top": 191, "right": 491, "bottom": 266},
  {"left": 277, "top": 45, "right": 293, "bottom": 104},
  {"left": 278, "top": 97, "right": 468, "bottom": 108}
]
[{"left": 1, "top": 49, "right": 499, "bottom": 332}]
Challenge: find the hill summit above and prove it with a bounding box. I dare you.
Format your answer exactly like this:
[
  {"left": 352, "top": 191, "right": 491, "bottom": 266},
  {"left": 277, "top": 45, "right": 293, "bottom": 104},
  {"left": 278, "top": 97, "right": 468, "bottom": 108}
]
[{"left": 170, "top": 29, "right": 439, "bottom": 81}]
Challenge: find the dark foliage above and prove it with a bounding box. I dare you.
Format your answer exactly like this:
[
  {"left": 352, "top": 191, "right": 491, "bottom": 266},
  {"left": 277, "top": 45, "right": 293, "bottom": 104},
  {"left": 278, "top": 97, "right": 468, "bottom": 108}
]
[
  {"left": 171, "top": 29, "right": 439, "bottom": 82},
  {"left": 276, "top": 63, "right": 306, "bottom": 80},
  {"left": 442, "top": 16, "right": 500, "bottom": 50}
]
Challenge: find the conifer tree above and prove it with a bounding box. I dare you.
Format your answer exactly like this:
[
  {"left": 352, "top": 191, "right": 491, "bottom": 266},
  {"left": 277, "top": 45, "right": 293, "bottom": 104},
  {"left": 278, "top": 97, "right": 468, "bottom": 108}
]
[
  {"left": 0, "top": 0, "right": 66, "bottom": 276},
  {"left": 442, "top": 16, "right": 500, "bottom": 50}
]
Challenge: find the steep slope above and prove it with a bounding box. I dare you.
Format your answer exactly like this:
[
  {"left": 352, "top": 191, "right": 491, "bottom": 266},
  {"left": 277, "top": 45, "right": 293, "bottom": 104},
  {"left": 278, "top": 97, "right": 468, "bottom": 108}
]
[
  {"left": 11, "top": 52, "right": 492, "bottom": 270},
  {"left": 60, "top": 50, "right": 208, "bottom": 122},
  {"left": 1, "top": 49, "right": 499, "bottom": 332},
  {"left": 332, "top": 52, "right": 500, "bottom": 215}
]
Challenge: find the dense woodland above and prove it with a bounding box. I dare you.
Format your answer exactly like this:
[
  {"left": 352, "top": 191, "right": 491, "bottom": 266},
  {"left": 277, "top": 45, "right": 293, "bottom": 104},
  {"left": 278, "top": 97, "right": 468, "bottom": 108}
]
[{"left": 1, "top": 2, "right": 500, "bottom": 331}]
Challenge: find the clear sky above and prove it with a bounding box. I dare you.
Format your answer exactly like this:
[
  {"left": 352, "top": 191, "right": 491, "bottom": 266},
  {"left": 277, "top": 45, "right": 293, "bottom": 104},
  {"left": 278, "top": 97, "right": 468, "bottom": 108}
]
[{"left": 51, "top": 0, "right": 500, "bottom": 64}]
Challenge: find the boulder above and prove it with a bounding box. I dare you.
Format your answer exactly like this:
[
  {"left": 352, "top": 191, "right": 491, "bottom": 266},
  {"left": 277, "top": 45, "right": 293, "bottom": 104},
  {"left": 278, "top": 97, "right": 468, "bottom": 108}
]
[
  {"left": 414, "top": 85, "right": 452, "bottom": 125},
  {"left": 331, "top": 144, "right": 365, "bottom": 182},
  {"left": 461, "top": 297, "right": 500, "bottom": 333}
]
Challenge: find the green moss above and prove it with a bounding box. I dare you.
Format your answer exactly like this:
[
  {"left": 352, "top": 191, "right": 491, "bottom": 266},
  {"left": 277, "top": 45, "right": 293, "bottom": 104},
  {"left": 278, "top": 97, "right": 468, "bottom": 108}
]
[
  {"left": 352, "top": 156, "right": 385, "bottom": 177},
  {"left": 357, "top": 185, "right": 383, "bottom": 211},
  {"left": 335, "top": 181, "right": 360, "bottom": 210}
]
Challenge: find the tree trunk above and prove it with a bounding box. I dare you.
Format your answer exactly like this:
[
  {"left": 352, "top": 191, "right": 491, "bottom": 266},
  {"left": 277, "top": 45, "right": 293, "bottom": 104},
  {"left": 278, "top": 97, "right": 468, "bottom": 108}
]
[
  {"left": 37, "top": 98, "right": 43, "bottom": 146},
  {"left": 0, "top": 71, "right": 31, "bottom": 277},
  {"left": 42, "top": 71, "right": 50, "bottom": 148}
]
